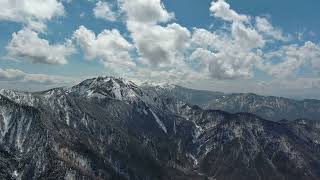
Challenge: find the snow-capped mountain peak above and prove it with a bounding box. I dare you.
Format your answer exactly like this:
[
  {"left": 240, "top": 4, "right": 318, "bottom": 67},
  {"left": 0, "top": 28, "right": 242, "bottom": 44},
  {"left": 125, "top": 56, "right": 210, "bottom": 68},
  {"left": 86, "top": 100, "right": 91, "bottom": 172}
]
[{"left": 69, "top": 76, "right": 143, "bottom": 101}]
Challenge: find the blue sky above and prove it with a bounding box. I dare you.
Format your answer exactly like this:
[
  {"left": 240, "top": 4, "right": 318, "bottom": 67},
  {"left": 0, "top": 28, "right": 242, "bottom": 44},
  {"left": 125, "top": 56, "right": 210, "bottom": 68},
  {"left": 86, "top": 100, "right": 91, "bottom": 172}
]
[
  {"left": 166, "top": 0, "right": 320, "bottom": 36},
  {"left": 0, "top": 0, "right": 320, "bottom": 99}
]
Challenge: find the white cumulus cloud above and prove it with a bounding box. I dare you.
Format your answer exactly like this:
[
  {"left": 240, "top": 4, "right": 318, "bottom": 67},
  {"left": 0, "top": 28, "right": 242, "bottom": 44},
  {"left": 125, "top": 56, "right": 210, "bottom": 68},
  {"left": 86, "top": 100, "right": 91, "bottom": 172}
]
[
  {"left": 210, "top": 0, "right": 249, "bottom": 23},
  {"left": 119, "top": 0, "right": 174, "bottom": 24},
  {"left": 191, "top": 48, "right": 260, "bottom": 80},
  {"left": 128, "top": 22, "right": 190, "bottom": 66},
  {"left": 231, "top": 22, "right": 265, "bottom": 50},
  {"left": 93, "top": 1, "right": 117, "bottom": 21},
  {"left": 0, "top": 0, "right": 65, "bottom": 32},
  {"left": 0, "top": 68, "right": 25, "bottom": 81},
  {"left": 255, "top": 17, "right": 287, "bottom": 41},
  {"left": 191, "top": 24, "right": 263, "bottom": 80},
  {"left": 259, "top": 41, "right": 320, "bottom": 78},
  {"left": 119, "top": 0, "right": 190, "bottom": 68},
  {"left": 0, "top": 68, "right": 75, "bottom": 85},
  {"left": 6, "top": 28, "right": 76, "bottom": 65},
  {"left": 73, "top": 25, "right": 135, "bottom": 71}
]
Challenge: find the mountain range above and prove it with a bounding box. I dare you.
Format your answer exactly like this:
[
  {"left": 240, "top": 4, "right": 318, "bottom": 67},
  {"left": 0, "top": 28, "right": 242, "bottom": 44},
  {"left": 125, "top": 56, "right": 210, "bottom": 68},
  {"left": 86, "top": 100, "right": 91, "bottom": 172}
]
[
  {"left": 0, "top": 76, "right": 319, "bottom": 180},
  {"left": 142, "top": 84, "right": 320, "bottom": 121}
]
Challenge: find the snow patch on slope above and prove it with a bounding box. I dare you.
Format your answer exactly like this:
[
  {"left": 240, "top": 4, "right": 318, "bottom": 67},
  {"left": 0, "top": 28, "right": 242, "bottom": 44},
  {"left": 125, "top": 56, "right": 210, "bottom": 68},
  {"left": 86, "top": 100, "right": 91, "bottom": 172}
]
[
  {"left": 0, "top": 109, "right": 11, "bottom": 139},
  {"left": 149, "top": 109, "right": 167, "bottom": 134}
]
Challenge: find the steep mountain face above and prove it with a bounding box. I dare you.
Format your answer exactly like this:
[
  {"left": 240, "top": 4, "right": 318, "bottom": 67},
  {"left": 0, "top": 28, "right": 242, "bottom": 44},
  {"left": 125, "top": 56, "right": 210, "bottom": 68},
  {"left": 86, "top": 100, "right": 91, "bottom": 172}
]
[
  {"left": 0, "top": 77, "right": 201, "bottom": 180},
  {"left": 142, "top": 84, "right": 320, "bottom": 121},
  {"left": 178, "top": 104, "right": 320, "bottom": 180},
  {"left": 0, "top": 76, "right": 319, "bottom": 180}
]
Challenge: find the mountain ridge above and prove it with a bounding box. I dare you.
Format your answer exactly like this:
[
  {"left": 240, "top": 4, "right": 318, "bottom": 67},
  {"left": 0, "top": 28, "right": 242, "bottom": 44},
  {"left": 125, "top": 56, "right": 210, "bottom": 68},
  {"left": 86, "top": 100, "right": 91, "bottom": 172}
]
[
  {"left": 141, "top": 83, "right": 320, "bottom": 121},
  {"left": 0, "top": 76, "right": 319, "bottom": 180}
]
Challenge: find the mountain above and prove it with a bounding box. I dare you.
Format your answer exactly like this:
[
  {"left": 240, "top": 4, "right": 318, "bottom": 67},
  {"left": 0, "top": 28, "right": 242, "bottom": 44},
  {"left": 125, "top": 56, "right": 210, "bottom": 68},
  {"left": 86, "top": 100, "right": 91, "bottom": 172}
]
[
  {"left": 0, "top": 76, "right": 319, "bottom": 180},
  {"left": 141, "top": 83, "right": 224, "bottom": 107},
  {"left": 177, "top": 104, "right": 320, "bottom": 180},
  {"left": 141, "top": 84, "right": 320, "bottom": 121}
]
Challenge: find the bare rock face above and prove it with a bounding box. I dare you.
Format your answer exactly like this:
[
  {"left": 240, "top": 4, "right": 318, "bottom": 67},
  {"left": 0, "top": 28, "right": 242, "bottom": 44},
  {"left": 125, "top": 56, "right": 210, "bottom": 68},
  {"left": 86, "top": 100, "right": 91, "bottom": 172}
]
[{"left": 0, "top": 76, "right": 319, "bottom": 180}]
